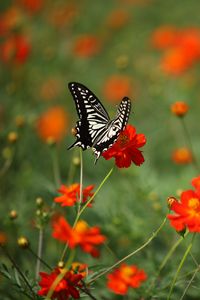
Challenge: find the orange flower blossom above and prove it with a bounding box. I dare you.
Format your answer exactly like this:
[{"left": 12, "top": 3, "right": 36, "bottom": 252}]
[
  {"left": 168, "top": 178, "right": 200, "bottom": 232},
  {"left": 54, "top": 183, "right": 94, "bottom": 207},
  {"left": 103, "top": 75, "right": 132, "bottom": 103},
  {"left": 107, "top": 263, "right": 147, "bottom": 295},
  {"left": 38, "top": 267, "right": 82, "bottom": 300},
  {"left": 52, "top": 217, "right": 106, "bottom": 257},
  {"left": 171, "top": 101, "right": 189, "bottom": 117},
  {"left": 102, "top": 124, "right": 146, "bottom": 168},
  {"left": 73, "top": 34, "right": 101, "bottom": 58},
  {"left": 172, "top": 147, "right": 193, "bottom": 165}
]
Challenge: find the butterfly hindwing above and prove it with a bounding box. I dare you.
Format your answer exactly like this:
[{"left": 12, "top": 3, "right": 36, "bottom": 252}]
[
  {"left": 92, "top": 97, "right": 131, "bottom": 162},
  {"left": 68, "top": 82, "right": 131, "bottom": 163}
]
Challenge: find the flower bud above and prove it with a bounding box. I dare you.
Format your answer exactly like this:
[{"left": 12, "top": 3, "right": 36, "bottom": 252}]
[
  {"left": 36, "top": 197, "right": 43, "bottom": 207},
  {"left": 167, "top": 196, "right": 177, "bottom": 209},
  {"left": 17, "top": 236, "right": 29, "bottom": 248},
  {"left": 7, "top": 131, "right": 18, "bottom": 143},
  {"left": 171, "top": 101, "right": 189, "bottom": 117},
  {"left": 9, "top": 210, "right": 18, "bottom": 220},
  {"left": 57, "top": 261, "right": 64, "bottom": 268},
  {"left": 73, "top": 157, "right": 80, "bottom": 166},
  {"left": 46, "top": 137, "right": 56, "bottom": 146}
]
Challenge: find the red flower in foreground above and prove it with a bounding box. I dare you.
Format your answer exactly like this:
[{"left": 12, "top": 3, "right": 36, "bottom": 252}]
[
  {"left": 107, "top": 263, "right": 147, "bottom": 295},
  {"left": 38, "top": 268, "right": 82, "bottom": 300},
  {"left": 52, "top": 217, "right": 106, "bottom": 257},
  {"left": 102, "top": 125, "right": 146, "bottom": 168},
  {"left": 191, "top": 175, "right": 200, "bottom": 191},
  {"left": 54, "top": 184, "right": 94, "bottom": 207},
  {"left": 167, "top": 189, "right": 200, "bottom": 232}
]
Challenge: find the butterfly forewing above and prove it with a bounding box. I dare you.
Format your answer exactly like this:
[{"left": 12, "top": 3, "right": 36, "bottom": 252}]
[
  {"left": 68, "top": 82, "right": 131, "bottom": 163},
  {"left": 68, "top": 82, "right": 110, "bottom": 150}
]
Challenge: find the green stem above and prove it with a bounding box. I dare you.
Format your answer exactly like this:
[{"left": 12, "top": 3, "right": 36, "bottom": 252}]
[
  {"left": 45, "top": 250, "right": 75, "bottom": 300},
  {"left": 59, "top": 167, "right": 114, "bottom": 262},
  {"left": 35, "top": 228, "right": 44, "bottom": 280},
  {"left": 180, "top": 265, "right": 200, "bottom": 300},
  {"left": 180, "top": 118, "right": 200, "bottom": 172},
  {"left": 167, "top": 233, "right": 196, "bottom": 300},
  {"left": 89, "top": 217, "right": 167, "bottom": 284}
]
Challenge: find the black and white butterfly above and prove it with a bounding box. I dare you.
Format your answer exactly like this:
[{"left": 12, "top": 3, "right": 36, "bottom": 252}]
[{"left": 68, "top": 82, "right": 131, "bottom": 163}]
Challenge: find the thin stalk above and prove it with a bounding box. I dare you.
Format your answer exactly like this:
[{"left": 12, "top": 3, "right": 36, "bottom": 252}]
[
  {"left": 180, "top": 265, "right": 200, "bottom": 300},
  {"left": 180, "top": 118, "right": 200, "bottom": 172},
  {"left": 28, "top": 247, "right": 52, "bottom": 271},
  {"left": 89, "top": 217, "right": 167, "bottom": 284},
  {"left": 167, "top": 233, "right": 196, "bottom": 300},
  {"left": 35, "top": 228, "right": 44, "bottom": 280},
  {"left": 59, "top": 167, "right": 114, "bottom": 262},
  {"left": 45, "top": 250, "right": 75, "bottom": 300},
  {"left": 0, "top": 246, "right": 36, "bottom": 300},
  {"left": 77, "top": 148, "right": 83, "bottom": 214}
]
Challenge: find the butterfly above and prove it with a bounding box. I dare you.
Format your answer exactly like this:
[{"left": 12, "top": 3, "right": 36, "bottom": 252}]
[{"left": 68, "top": 82, "right": 131, "bottom": 163}]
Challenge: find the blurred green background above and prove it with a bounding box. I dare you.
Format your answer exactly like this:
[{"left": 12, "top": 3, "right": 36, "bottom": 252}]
[{"left": 1, "top": 0, "right": 200, "bottom": 299}]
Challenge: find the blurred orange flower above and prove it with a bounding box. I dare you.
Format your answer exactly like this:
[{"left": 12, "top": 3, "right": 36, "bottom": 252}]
[
  {"left": 48, "top": 4, "right": 78, "bottom": 28},
  {"left": 107, "top": 263, "right": 147, "bottom": 295},
  {"left": 161, "top": 47, "right": 193, "bottom": 75},
  {"left": 18, "top": 0, "right": 43, "bottom": 14},
  {"left": 54, "top": 183, "right": 94, "bottom": 207},
  {"left": 151, "top": 26, "right": 178, "bottom": 49},
  {"left": 73, "top": 34, "right": 101, "bottom": 58},
  {"left": 172, "top": 147, "right": 193, "bottom": 164},
  {"left": 36, "top": 106, "right": 68, "bottom": 142},
  {"left": 0, "top": 6, "right": 23, "bottom": 36},
  {"left": 178, "top": 28, "right": 200, "bottom": 61},
  {"left": 171, "top": 101, "right": 189, "bottom": 117},
  {"left": 52, "top": 217, "right": 106, "bottom": 257},
  {"left": 0, "top": 231, "right": 7, "bottom": 245},
  {"left": 1, "top": 35, "right": 31, "bottom": 64},
  {"left": 103, "top": 75, "right": 132, "bottom": 102},
  {"left": 106, "top": 10, "right": 129, "bottom": 29}
]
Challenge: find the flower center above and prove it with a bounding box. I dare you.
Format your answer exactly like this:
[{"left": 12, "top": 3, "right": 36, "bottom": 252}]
[
  {"left": 188, "top": 198, "right": 200, "bottom": 210},
  {"left": 119, "top": 133, "right": 129, "bottom": 146}
]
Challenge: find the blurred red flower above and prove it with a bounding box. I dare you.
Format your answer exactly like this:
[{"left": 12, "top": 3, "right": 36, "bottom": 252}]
[
  {"left": 192, "top": 175, "right": 200, "bottom": 191},
  {"left": 103, "top": 75, "right": 132, "bottom": 103},
  {"left": 0, "top": 231, "right": 7, "bottom": 245},
  {"left": 171, "top": 101, "right": 189, "bottom": 117},
  {"left": 18, "top": 0, "right": 43, "bottom": 14},
  {"left": 172, "top": 147, "right": 193, "bottom": 164},
  {"left": 38, "top": 268, "right": 82, "bottom": 300},
  {"left": 52, "top": 217, "right": 106, "bottom": 257},
  {"left": 73, "top": 34, "right": 101, "bottom": 58},
  {"left": 167, "top": 189, "right": 200, "bottom": 232},
  {"left": 36, "top": 106, "right": 68, "bottom": 143},
  {"left": 107, "top": 263, "right": 147, "bottom": 295},
  {"left": 102, "top": 125, "right": 146, "bottom": 168},
  {"left": 151, "top": 26, "right": 178, "bottom": 49},
  {"left": 106, "top": 10, "right": 129, "bottom": 29},
  {"left": 54, "top": 184, "right": 94, "bottom": 207},
  {"left": 1, "top": 35, "right": 31, "bottom": 64}
]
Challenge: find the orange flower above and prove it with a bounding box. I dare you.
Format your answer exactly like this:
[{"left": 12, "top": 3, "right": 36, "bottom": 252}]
[
  {"left": 0, "top": 231, "right": 7, "bottom": 245},
  {"left": 172, "top": 147, "right": 193, "bottom": 164},
  {"left": 73, "top": 34, "right": 101, "bottom": 58},
  {"left": 171, "top": 101, "right": 189, "bottom": 117},
  {"left": 52, "top": 217, "right": 106, "bottom": 257},
  {"left": 161, "top": 47, "right": 194, "bottom": 75},
  {"left": 106, "top": 10, "right": 129, "bottom": 29},
  {"left": 151, "top": 26, "right": 178, "bottom": 49},
  {"left": 54, "top": 184, "right": 94, "bottom": 207},
  {"left": 103, "top": 75, "right": 132, "bottom": 102},
  {"left": 191, "top": 175, "right": 200, "bottom": 191},
  {"left": 36, "top": 106, "right": 68, "bottom": 142},
  {"left": 167, "top": 189, "right": 200, "bottom": 232},
  {"left": 0, "top": 6, "right": 23, "bottom": 36},
  {"left": 107, "top": 263, "right": 147, "bottom": 295},
  {"left": 1, "top": 35, "right": 31, "bottom": 64},
  {"left": 18, "top": 0, "right": 43, "bottom": 14},
  {"left": 178, "top": 28, "right": 200, "bottom": 61},
  {"left": 48, "top": 4, "right": 78, "bottom": 28}
]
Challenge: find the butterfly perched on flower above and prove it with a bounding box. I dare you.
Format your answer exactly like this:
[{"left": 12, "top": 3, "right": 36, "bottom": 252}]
[{"left": 68, "top": 82, "right": 131, "bottom": 163}]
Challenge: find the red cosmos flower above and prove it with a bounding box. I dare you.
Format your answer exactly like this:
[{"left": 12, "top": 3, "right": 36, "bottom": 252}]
[
  {"left": 107, "top": 263, "right": 147, "bottom": 295},
  {"left": 54, "top": 184, "right": 94, "bottom": 207},
  {"left": 52, "top": 217, "right": 106, "bottom": 257},
  {"left": 102, "top": 125, "right": 146, "bottom": 168},
  {"left": 1, "top": 35, "right": 31, "bottom": 64},
  {"left": 167, "top": 189, "right": 200, "bottom": 232},
  {"left": 38, "top": 268, "right": 83, "bottom": 300},
  {"left": 192, "top": 175, "right": 200, "bottom": 191}
]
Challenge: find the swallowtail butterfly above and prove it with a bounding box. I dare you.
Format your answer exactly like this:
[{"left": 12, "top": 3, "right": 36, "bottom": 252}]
[{"left": 68, "top": 82, "right": 131, "bottom": 163}]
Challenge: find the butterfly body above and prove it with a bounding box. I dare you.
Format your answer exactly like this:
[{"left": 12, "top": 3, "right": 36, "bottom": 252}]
[{"left": 68, "top": 82, "right": 131, "bottom": 163}]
